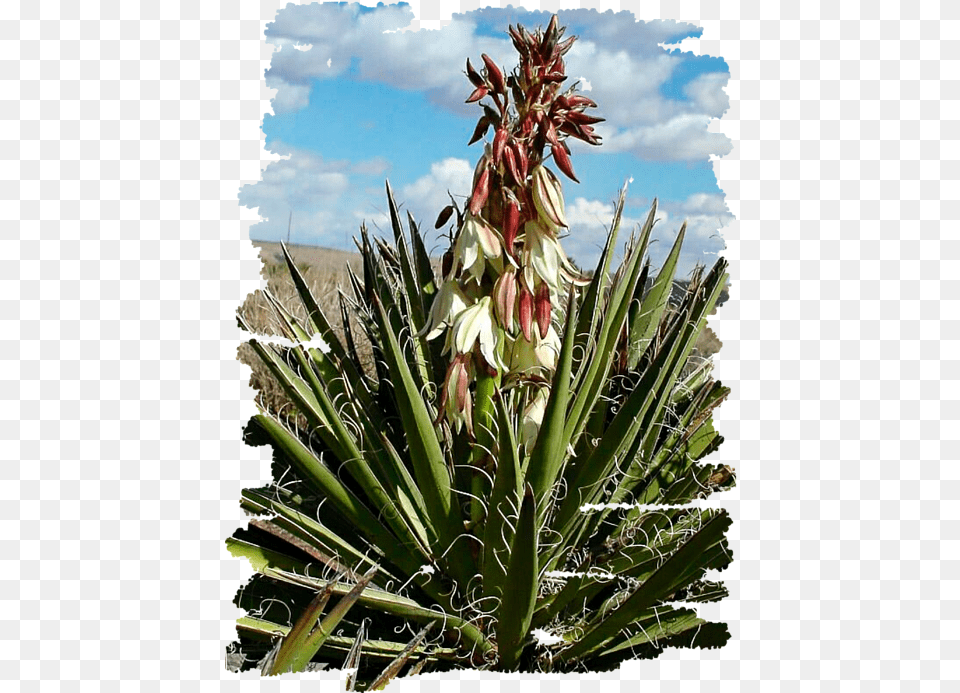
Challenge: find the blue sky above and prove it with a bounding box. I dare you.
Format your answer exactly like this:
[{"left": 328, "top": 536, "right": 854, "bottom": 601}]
[{"left": 243, "top": 3, "right": 733, "bottom": 275}]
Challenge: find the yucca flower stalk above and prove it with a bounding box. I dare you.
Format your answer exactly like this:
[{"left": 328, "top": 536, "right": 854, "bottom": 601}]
[
  {"left": 426, "top": 15, "right": 600, "bottom": 448},
  {"left": 229, "top": 15, "right": 733, "bottom": 687}
]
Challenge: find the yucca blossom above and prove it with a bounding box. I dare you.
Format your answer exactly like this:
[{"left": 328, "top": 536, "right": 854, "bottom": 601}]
[
  {"left": 442, "top": 353, "right": 473, "bottom": 435},
  {"left": 454, "top": 214, "right": 502, "bottom": 284},
  {"left": 508, "top": 324, "right": 560, "bottom": 376},
  {"left": 420, "top": 280, "right": 469, "bottom": 341},
  {"left": 450, "top": 296, "right": 502, "bottom": 372},
  {"left": 532, "top": 165, "right": 567, "bottom": 229}
]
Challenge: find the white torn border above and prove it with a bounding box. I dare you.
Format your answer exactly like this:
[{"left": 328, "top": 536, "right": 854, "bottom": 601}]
[
  {"left": 531, "top": 628, "right": 566, "bottom": 647},
  {"left": 543, "top": 568, "right": 618, "bottom": 582},
  {"left": 248, "top": 333, "right": 332, "bottom": 354},
  {"left": 579, "top": 501, "right": 700, "bottom": 513}
]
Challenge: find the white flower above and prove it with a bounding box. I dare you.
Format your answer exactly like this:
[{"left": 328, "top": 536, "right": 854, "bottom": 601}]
[
  {"left": 521, "top": 386, "right": 550, "bottom": 453},
  {"left": 455, "top": 215, "right": 502, "bottom": 284},
  {"left": 523, "top": 220, "right": 563, "bottom": 292},
  {"left": 532, "top": 164, "right": 567, "bottom": 228},
  {"left": 508, "top": 325, "right": 560, "bottom": 375},
  {"left": 419, "top": 280, "right": 469, "bottom": 341},
  {"left": 451, "top": 296, "right": 502, "bottom": 370}
]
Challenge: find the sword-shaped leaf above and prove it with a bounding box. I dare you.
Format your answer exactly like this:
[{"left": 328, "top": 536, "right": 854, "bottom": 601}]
[
  {"left": 495, "top": 484, "right": 538, "bottom": 671},
  {"left": 565, "top": 201, "right": 656, "bottom": 448},
  {"left": 570, "top": 185, "right": 630, "bottom": 380},
  {"left": 371, "top": 296, "right": 477, "bottom": 588},
  {"left": 626, "top": 221, "right": 686, "bottom": 370},
  {"left": 524, "top": 283, "right": 578, "bottom": 522},
  {"left": 482, "top": 392, "right": 523, "bottom": 599}
]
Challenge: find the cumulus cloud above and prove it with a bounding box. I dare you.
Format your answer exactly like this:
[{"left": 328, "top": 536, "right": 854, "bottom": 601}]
[
  {"left": 265, "top": 75, "right": 313, "bottom": 115},
  {"left": 264, "top": 5, "right": 730, "bottom": 161},
  {"left": 683, "top": 72, "right": 730, "bottom": 118},
  {"left": 399, "top": 158, "right": 474, "bottom": 222},
  {"left": 240, "top": 141, "right": 389, "bottom": 245},
  {"left": 647, "top": 192, "right": 731, "bottom": 275},
  {"left": 602, "top": 114, "right": 732, "bottom": 161},
  {"left": 551, "top": 191, "right": 731, "bottom": 276}
]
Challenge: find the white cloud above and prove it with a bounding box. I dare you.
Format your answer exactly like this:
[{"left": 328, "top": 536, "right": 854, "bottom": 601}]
[
  {"left": 399, "top": 158, "right": 473, "bottom": 223},
  {"left": 265, "top": 74, "right": 312, "bottom": 115},
  {"left": 264, "top": 6, "right": 730, "bottom": 162},
  {"left": 545, "top": 191, "right": 731, "bottom": 276},
  {"left": 566, "top": 197, "right": 621, "bottom": 230},
  {"left": 240, "top": 141, "right": 393, "bottom": 245},
  {"left": 683, "top": 71, "right": 730, "bottom": 117},
  {"left": 350, "top": 157, "right": 391, "bottom": 176},
  {"left": 602, "top": 114, "right": 732, "bottom": 161},
  {"left": 678, "top": 191, "right": 730, "bottom": 217}
]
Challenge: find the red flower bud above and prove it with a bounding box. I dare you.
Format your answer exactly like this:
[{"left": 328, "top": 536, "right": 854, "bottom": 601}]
[
  {"left": 520, "top": 114, "right": 534, "bottom": 137},
  {"left": 503, "top": 145, "right": 522, "bottom": 185},
  {"left": 468, "top": 116, "right": 491, "bottom": 146},
  {"left": 540, "top": 15, "right": 559, "bottom": 58},
  {"left": 514, "top": 141, "right": 529, "bottom": 181},
  {"left": 466, "top": 85, "right": 488, "bottom": 103},
  {"left": 508, "top": 25, "right": 526, "bottom": 54},
  {"left": 441, "top": 250, "right": 453, "bottom": 278},
  {"left": 493, "top": 267, "right": 517, "bottom": 333},
  {"left": 466, "top": 58, "right": 485, "bottom": 88},
  {"left": 566, "top": 95, "right": 598, "bottom": 109},
  {"left": 521, "top": 24, "right": 538, "bottom": 51},
  {"left": 455, "top": 358, "right": 469, "bottom": 411},
  {"left": 545, "top": 119, "right": 561, "bottom": 149},
  {"left": 502, "top": 197, "right": 520, "bottom": 251},
  {"left": 535, "top": 282, "right": 551, "bottom": 340},
  {"left": 435, "top": 205, "right": 454, "bottom": 229},
  {"left": 519, "top": 281, "right": 533, "bottom": 342},
  {"left": 560, "top": 120, "right": 600, "bottom": 146},
  {"left": 551, "top": 143, "right": 578, "bottom": 183},
  {"left": 566, "top": 111, "right": 605, "bottom": 125},
  {"left": 481, "top": 54, "right": 505, "bottom": 94},
  {"left": 469, "top": 166, "right": 490, "bottom": 216},
  {"left": 492, "top": 128, "right": 509, "bottom": 166}
]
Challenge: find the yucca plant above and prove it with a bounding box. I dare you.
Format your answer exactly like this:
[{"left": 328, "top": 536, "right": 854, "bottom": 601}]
[{"left": 229, "top": 15, "right": 733, "bottom": 686}]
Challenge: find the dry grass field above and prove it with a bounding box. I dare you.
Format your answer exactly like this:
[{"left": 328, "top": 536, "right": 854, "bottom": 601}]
[
  {"left": 238, "top": 242, "right": 370, "bottom": 426},
  {"left": 238, "top": 241, "right": 725, "bottom": 425}
]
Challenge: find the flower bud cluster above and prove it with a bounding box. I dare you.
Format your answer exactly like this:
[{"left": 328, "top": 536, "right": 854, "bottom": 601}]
[{"left": 421, "top": 15, "right": 601, "bottom": 443}]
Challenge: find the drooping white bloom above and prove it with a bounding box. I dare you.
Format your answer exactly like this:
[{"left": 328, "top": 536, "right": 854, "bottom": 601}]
[
  {"left": 523, "top": 220, "right": 561, "bottom": 292},
  {"left": 454, "top": 215, "right": 502, "bottom": 284},
  {"left": 451, "top": 296, "right": 502, "bottom": 370},
  {"left": 420, "top": 280, "right": 470, "bottom": 341},
  {"left": 508, "top": 325, "right": 560, "bottom": 375},
  {"left": 531, "top": 164, "right": 568, "bottom": 228}
]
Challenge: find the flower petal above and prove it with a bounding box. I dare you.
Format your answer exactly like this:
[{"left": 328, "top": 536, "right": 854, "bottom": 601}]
[{"left": 532, "top": 165, "right": 567, "bottom": 228}]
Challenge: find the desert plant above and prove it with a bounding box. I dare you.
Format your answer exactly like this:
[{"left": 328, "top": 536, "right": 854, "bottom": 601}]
[{"left": 229, "top": 15, "right": 733, "bottom": 687}]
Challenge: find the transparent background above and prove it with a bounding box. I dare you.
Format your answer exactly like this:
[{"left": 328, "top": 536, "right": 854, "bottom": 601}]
[{"left": 4, "top": 0, "right": 956, "bottom": 689}]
